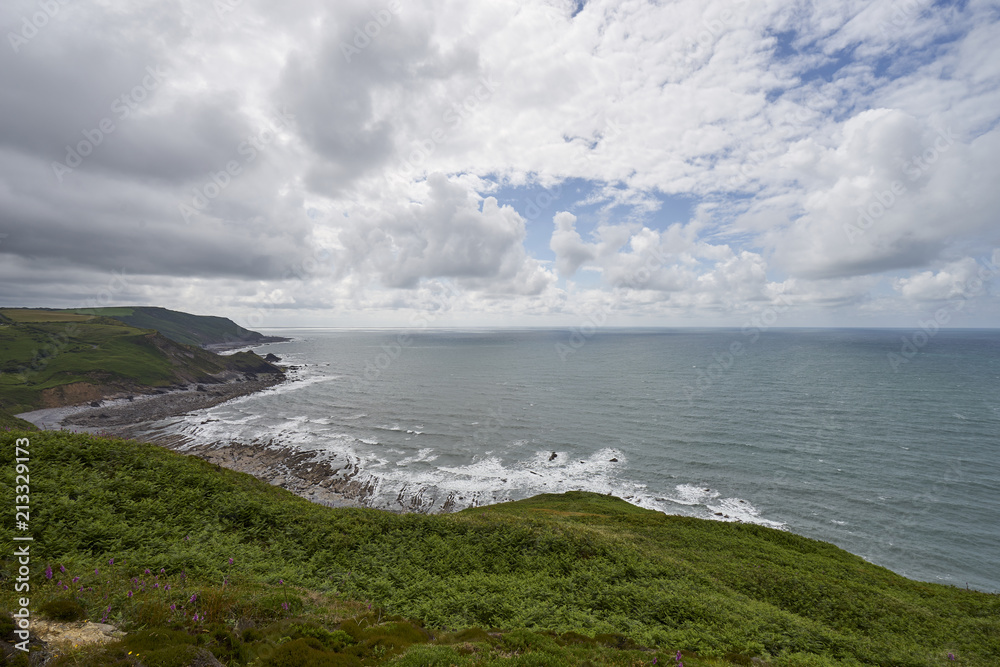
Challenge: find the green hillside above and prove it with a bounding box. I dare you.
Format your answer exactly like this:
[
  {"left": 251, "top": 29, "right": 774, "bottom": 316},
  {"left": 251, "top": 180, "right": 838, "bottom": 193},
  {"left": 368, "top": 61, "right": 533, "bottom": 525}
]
[
  {"left": 0, "top": 309, "right": 281, "bottom": 413},
  {"left": 2, "top": 429, "right": 996, "bottom": 666},
  {"left": 63, "top": 306, "right": 280, "bottom": 348},
  {"left": 0, "top": 410, "right": 37, "bottom": 431}
]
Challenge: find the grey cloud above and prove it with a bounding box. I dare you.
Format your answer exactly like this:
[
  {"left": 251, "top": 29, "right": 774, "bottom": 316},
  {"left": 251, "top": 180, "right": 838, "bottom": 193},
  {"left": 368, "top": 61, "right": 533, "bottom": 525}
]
[
  {"left": 278, "top": 4, "right": 481, "bottom": 194},
  {"left": 0, "top": 149, "right": 316, "bottom": 281}
]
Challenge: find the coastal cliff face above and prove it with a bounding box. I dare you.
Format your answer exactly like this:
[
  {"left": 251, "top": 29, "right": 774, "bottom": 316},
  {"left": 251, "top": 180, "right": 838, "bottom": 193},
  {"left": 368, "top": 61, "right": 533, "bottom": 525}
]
[
  {"left": 39, "top": 382, "right": 107, "bottom": 408},
  {"left": 0, "top": 308, "right": 283, "bottom": 413}
]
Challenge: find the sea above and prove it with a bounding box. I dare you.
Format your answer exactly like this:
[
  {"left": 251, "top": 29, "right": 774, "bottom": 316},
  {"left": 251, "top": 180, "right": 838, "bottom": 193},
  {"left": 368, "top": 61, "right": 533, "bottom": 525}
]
[{"left": 149, "top": 328, "right": 1000, "bottom": 592}]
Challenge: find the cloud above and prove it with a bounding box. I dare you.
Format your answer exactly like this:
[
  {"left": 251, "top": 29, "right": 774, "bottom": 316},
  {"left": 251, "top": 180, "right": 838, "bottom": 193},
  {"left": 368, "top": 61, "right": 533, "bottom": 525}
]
[
  {"left": 893, "top": 258, "right": 992, "bottom": 302},
  {"left": 0, "top": 0, "right": 999, "bottom": 325},
  {"left": 758, "top": 109, "right": 1000, "bottom": 281},
  {"left": 550, "top": 212, "right": 596, "bottom": 278},
  {"left": 337, "top": 173, "right": 554, "bottom": 295}
]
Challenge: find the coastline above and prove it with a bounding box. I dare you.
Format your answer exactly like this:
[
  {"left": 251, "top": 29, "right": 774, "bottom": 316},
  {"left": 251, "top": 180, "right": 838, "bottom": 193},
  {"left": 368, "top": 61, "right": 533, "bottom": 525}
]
[
  {"left": 16, "top": 374, "right": 287, "bottom": 434},
  {"left": 16, "top": 369, "right": 373, "bottom": 511},
  {"left": 203, "top": 335, "right": 292, "bottom": 353}
]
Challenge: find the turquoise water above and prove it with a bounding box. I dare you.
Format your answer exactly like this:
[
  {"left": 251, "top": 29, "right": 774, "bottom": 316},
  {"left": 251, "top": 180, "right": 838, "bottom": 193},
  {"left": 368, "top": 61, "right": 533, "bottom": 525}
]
[{"left": 153, "top": 329, "right": 1000, "bottom": 591}]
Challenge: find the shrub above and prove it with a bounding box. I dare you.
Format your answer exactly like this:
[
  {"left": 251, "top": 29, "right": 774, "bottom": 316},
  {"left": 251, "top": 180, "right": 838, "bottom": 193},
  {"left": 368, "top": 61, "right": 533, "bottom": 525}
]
[{"left": 40, "top": 597, "right": 86, "bottom": 622}]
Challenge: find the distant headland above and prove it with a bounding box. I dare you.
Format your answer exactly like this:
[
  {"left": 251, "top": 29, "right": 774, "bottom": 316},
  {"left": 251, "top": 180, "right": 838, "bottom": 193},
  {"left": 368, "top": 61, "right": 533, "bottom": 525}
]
[{"left": 0, "top": 306, "right": 288, "bottom": 421}]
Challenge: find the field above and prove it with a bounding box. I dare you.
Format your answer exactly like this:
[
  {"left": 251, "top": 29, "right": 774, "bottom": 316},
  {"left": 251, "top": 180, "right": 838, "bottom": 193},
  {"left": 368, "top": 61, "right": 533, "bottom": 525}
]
[
  {"left": 2, "top": 429, "right": 997, "bottom": 666},
  {"left": 0, "top": 309, "right": 96, "bottom": 323}
]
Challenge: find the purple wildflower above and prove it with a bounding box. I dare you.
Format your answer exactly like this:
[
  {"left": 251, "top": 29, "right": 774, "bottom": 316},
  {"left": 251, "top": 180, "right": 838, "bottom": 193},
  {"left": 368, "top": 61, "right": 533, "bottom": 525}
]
[
  {"left": 949, "top": 654, "right": 956, "bottom": 661},
  {"left": 170, "top": 604, "right": 176, "bottom": 611},
  {"left": 189, "top": 593, "right": 197, "bottom": 603},
  {"left": 160, "top": 568, "right": 165, "bottom": 574},
  {"left": 59, "top": 565, "right": 66, "bottom": 573},
  {"left": 127, "top": 591, "right": 133, "bottom": 598},
  {"left": 144, "top": 568, "right": 150, "bottom": 574},
  {"left": 45, "top": 566, "right": 53, "bottom": 580},
  {"left": 63, "top": 585, "right": 68, "bottom": 590},
  {"left": 228, "top": 558, "right": 234, "bottom": 565},
  {"left": 72, "top": 577, "right": 79, "bottom": 583},
  {"left": 108, "top": 558, "right": 114, "bottom": 566}
]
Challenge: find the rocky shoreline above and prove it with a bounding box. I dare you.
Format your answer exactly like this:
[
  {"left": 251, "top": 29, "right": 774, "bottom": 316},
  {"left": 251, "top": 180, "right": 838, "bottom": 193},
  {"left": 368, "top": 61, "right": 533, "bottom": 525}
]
[
  {"left": 17, "top": 374, "right": 286, "bottom": 433},
  {"left": 203, "top": 335, "right": 291, "bottom": 353},
  {"left": 158, "top": 439, "right": 372, "bottom": 509},
  {"left": 67, "top": 376, "right": 286, "bottom": 431},
  {"left": 17, "top": 371, "right": 381, "bottom": 511}
]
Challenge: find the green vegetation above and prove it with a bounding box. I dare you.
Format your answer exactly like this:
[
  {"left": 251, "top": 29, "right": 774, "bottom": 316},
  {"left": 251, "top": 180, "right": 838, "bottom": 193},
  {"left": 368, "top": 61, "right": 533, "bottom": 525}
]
[
  {"left": 0, "top": 309, "right": 94, "bottom": 323},
  {"left": 63, "top": 306, "right": 278, "bottom": 347},
  {"left": 2, "top": 429, "right": 996, "bottom": 665},
  {"left": 0, "top": 409, "right": 37, "bottom": 431},
  {"left": 0, "top": 309, "right": 281, "bottom": 413}
]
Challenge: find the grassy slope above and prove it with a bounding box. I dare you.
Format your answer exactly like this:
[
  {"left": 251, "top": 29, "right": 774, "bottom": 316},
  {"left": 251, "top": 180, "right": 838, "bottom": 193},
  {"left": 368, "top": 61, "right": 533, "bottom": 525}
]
[
  {"left": 2, "top": 430, "right": 996, "bottom": 666},
  {"left": 0, "top": 410, "right": 38, "bottom": 431},
  {"left": 0, "top": 310, "right": 281, "bottom": 412},
  {"left": 64, "top": 306, "right": 272, "bottom": 347}
]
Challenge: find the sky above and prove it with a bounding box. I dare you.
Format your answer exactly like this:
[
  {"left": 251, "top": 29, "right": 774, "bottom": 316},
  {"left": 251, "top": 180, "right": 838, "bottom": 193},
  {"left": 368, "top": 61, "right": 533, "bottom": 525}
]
[{"left": 1, "top": 0, "right": 999, "bottom": 329}]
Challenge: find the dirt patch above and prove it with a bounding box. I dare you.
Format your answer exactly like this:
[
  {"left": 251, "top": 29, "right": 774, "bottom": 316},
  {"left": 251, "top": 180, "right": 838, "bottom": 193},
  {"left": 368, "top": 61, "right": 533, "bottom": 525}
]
[{"left": 39, "top": 382, "right": 108, "bottom": 408}]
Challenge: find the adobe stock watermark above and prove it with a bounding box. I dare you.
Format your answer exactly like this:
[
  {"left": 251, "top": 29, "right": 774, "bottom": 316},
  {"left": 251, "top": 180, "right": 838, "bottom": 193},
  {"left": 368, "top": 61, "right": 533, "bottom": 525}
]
[
  {"left": 675, "top": 0, "right": 748, "bottom": 66},
  {"left": 471, "top": 401, "right": 512, "bottom": 445},
  {"left": 234, "top": 247, "right": 336, "bottom": 333},
  {"left": 878, "top": 0, "right": 934, "bottom": 38},
  {"left": 350, "top": 280, "right": 463, "bottom": 390},
  {"left": 843, "top": 127, "right": 956, "bottom": 244},
  {"left": 178, "top": 108, "right": 295, "bottom": 223},
  {"left": 556, "top": 245, "right": 672, "bottom": 361},
  {"left": 869, "top": 455, "right": 964, "bottom": 584},
  {"left": 682, "top": 293, "right": 794, "bottom": 403},
  {"left": 340, "top": 0, "right": 402, "bottom": 63},
  {"left": 386, "top": 74, "right": 500, "bottom": 183},
  {"left": 214, "top": 0, "right": 246, "bottom": 19},
  {"left": 51, "top": 65, "right": 168, "bottom": 183},
  {"left": 727, "top": 104, "right": 818, "bottom": 188},
  {"left": 764, "top": 410, "right": 838, "bottom": 501},
  {"left": 7, "top": 0, "right": 72, "bottom": 53},
  {"left": 573, "top": 117, "right": 624, "bottom": 166},
  {"left": 887, "top": 257, "right": 999, "bottom": 372}
]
